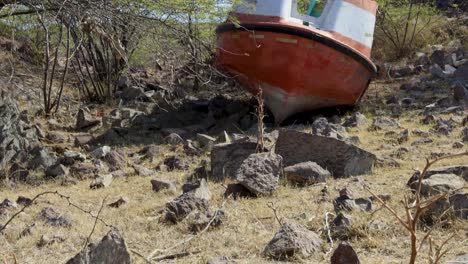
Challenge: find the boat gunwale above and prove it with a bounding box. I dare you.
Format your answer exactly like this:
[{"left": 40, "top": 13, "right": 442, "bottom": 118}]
[{"left": 216, "top": 22, "right": 378, "bottom": 74}]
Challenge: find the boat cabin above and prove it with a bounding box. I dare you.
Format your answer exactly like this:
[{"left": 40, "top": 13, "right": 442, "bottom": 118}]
[{"left": 231, "top": 0, "right": 378, "bottom": 59}]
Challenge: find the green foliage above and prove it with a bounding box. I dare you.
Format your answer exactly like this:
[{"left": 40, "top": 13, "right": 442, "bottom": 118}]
[{"left": 373, "top": 0, "right": 441, "bottom": 60}]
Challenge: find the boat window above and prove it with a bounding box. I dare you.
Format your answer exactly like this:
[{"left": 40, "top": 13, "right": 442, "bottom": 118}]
[{"left": 297, "top": 0, "right": 326, "bottom": 18}]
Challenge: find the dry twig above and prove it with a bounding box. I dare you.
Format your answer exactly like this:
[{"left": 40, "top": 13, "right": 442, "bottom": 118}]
[{"left": 364, "top": 151, "right": 467, "bottom": 264}]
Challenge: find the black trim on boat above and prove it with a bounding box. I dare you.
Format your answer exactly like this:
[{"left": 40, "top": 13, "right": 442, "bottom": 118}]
[{"left": 216, "top": 23, "right": 378, "bottom": 74}]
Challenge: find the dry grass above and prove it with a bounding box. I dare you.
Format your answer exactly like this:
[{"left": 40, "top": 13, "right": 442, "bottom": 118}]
[{"left": 0, "top": 51, "right": 467, "bottom": 263}]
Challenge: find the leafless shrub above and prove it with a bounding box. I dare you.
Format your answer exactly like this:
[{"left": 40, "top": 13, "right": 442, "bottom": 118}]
[{"left": 364, "top": 151, "right": 468, "bottom": 264}]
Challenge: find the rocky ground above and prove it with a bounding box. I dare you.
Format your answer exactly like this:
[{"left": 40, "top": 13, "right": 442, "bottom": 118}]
[{"left": 0, "top": 40, "right": 467, "bottom": 264}]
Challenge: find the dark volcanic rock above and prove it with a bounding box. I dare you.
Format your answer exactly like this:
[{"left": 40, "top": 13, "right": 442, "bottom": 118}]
[
  {"left": 181, "top": 178, "right": 212, "bottom": 201},
  {"left": 235, "top": 152, "right": 283, "bottom": 195},
  {"left": 108, "top": 197, "right": 129, "bottom": 208},
  {"left": 66, "top": 229, "right": 131, "bottom": 264},
  {"left": 331, "top": 242, "right": 360, "bottom": 264},
  {"left": 0, "top": 91, "right": 43, "bottom": 170},
  {"left": 410, "top": 174, "right": 464, "bottom": 196},
  {"left": 164, "top": 155, "right": 188, "bottom": 171},
  {"left": 45, "top": 164, "right": 70, "bottom": 178},
  {"left": 211, "top": 142, "right": 258, "bottom": 182},
  {"left": 450, "top": 193, "right": 468, "bottom": 219},
  {"left": 224, "top": 184, "right": 256, "bottom": 199},
  {"left": 40, "top": 207, "right": 72, "bottom": 227},
  {"left": 284, "top": 161, "right": 331, "bottom": 186},
  {"left": 75, "top": 108, "right": 101, "bottom": 131},
  {"left": 331, "top": 213, "right": 353, "bottom": 239},
  {"left": 263, "top": 222, "right": 322, "bottom": 260},
  {"left": 165, "top": 192, "right": 210, "bottom": 223},
  {"left": 151, "top": 178, "right": 176, "bottom": 192},
  {"left": 343, "top": 112, "right": 367, "bottom": 128},
  {"left": 312, "top": 117, "right": 348, "bottom": 139},
  {"left": 407, "top": 165, "right": 468, "bottom": 185},
  {"left": 371, "top": 117, "right": 399, "bottom": 130},
  {"left": 275, "top": 130, "right": 376, "bottom": 178},
  {"left": 189, "top": 209, "right": 225, "bottom": 233}
]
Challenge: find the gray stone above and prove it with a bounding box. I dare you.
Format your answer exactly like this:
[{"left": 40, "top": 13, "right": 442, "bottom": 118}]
[
  {"left": 331, "top": 242, "right": 360, "bottom": 264},
  {"left": 445, "top": 64, "right": 457, "bottom": 75},
  {"left": 397, "top": 129, "right": 409, "bottom": 144},
  {"left": 430, "top": 64, "right": 447, "bottom": 79},
  {"left": 74, "top": 135, "right": 93, "bottom": 147},
  {"left": 454, "top": 64, "right": 468, "bottom": 81},
  {"left": 45, "top": 164, "right": 70, "bottom": 178},
  {"left": 354, "top": 198, "right": 373, "bottom": 212},
  {"left": 207, "top": 256, "right": 237, "bottom": 264},
  {"left": 164, "top": 155, "right": 188, "bottom": 171},
  {"left": 411, "top": 138, "right": 433, "bottom": 146},
  {"left": 29, "top": 147, "right": 57, "bottom": 170},
  {"left": 118, "top": 86, "right": 149, "bottom": 102},
  {"left": 462, "top": 127, "right": 468, "bottom": 142},
  {"left": 236, "top": 152, "right": 282, "bottom": 195},
  {"left": 422, "top": 114, "right": 437, "bottom": 125},
  {"left": 182, "top": 178, "right": 212, "bottom": 201},
  {"left": 450, "top": 193, "right": 468, "bottom": 220},
  {"left": 0, "top": 91, "right": 40, "bottom": 168},
  {"left": 70, "top": 163, "right": 97, "bottom": 178},
  {"left": 46, "top": 131, "right": 66, "bottom": 143},
  {"left": 104, "top": 151, "right": 126, "bottom": 171},
  {"left": 343, "top": 112, "right": 367, "bottom": 128},
  {"left": 189, "top": 209, "right": 225, "bottom": 233},
  {"left": 90, "top": 174, "right": 113, "bottom": 189},
  {"left": 275, "top": 130, "right": 376, "bottom": 178},
  {"left": 347, "top": 136, "right": 361, "bottom": 145},
  {"left": 263, "top": 222, "right": 322, "bottom": 260},
  {"left": 133, "top": 164, "right": 153, "bottom": 176},
  {"left": 312, "top": 117, "right": 348, "bottom": 139},
  {"left": 224, "top": 184, "right": 255, "bottom": 199},
  {"left": 138, "top": 145, "right": 161, "bottom": 161},
  {"left": 66, "top": 229, "right": 131, "bottom": 264},
  {"left": 0, "top": 198, "right": 17, "bottom": 209},
  {"left": 434, "top": 119, "right": 453, "bottom": 135},
  {"left": 453, "top": 141, "right": 465, "bottom": 149},
  {"left": 407, "top": 165, "right": 468, "bottom": 185},
  {"left": 64, "top": 151, "right": 86, "bottom": 162},
  {"left": 411, "top": 174, "right": 464, "bottom": 196},
  {"left": 447, "top": 254, "right": 468, "bottom": 264},
  {"left": 165, "top": 192, "right": 210, "bottom": 223},
  {"left": 108, "top": 197, "right": 129, "bottom": 208},
  {"left": 284, "top": 161, "right": 331, "bottom": 186},
  {"left": 151, "top": 178, "right": 176, "bottom": 192},
  {"left": 453, "top": 82, "right": 468, "bottom": 105},
  {"left": 210, "top": 142, "right": 258, "bottom": 181},
  {"left": 332, "top": 213, "right": 353, "bottom": 239},
  {"left": 333, "top": 195, "right": 359, "bottom": 212},
  {"left": 91, "top": 146, "right": 111, "bottom": 159},
  {"left": 430, "top": 50, "right": 445, "bottom": 68},
  {"left": 16, "top": 196, "right": 32, "bottom": 206},
  {"left": 75, "top": 108, "right": 101, "bottom": 130},
  {"left": 120, "top": 108, "right": 143, "bottom": 119},
  {"left": 371, "top": 117, "right": 399, "bottom": 130},
  {"left": 400, "top": 97, "right": 414, "bottom": 106},
  {"left": 40, "top": 207, "right": 72, "bottom": 227}
]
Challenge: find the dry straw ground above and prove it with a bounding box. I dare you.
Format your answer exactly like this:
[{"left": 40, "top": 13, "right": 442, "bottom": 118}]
[{"left": 0, "top": 57, "right": 467, "bottom": 263}]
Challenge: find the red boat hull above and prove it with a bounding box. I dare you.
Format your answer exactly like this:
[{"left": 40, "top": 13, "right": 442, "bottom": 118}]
[{"left": 216, "top": 22, "right": 376, "bottom": 122}]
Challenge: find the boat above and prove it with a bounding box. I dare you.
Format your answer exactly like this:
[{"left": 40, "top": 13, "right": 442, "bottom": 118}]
[{"left": 215, "top": 0, "right": 378, "bottom": 123}]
